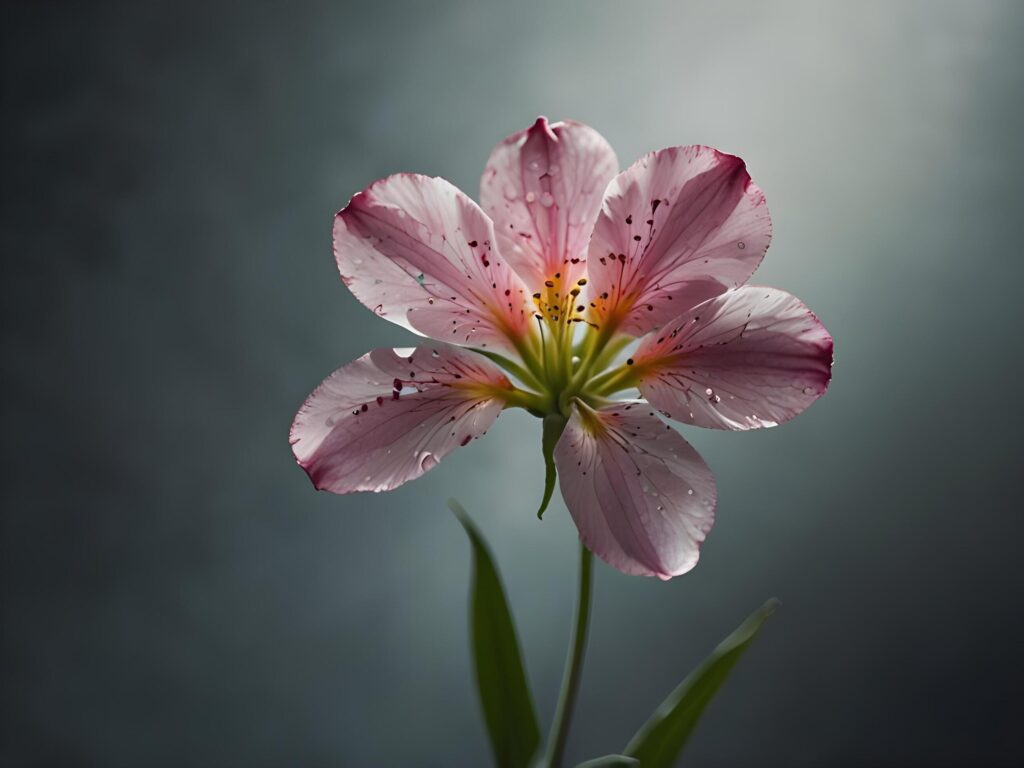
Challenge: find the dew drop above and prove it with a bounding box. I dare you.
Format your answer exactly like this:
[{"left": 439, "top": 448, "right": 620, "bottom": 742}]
[
  {"left": 737, "top": 241, "right": 746, "bottom": 250},
  {"left": 527, "top": 158, "right": 542, "bottom": 172},
  {"left": 539, "top": 192, "right": 555, "bottom": 208},
  {"left": 687, "top": 489, "right": 694, "bottom": 496},
  {"left": 525, "top": 191, "right": 537, "bottom": 203},
  {"left": 803, "top": 386, "right": 816, "bottom": 395},
  {"left": 503, "top": 185, "right": 518, "bottom": 200},
  {"left": 419, "top": 452, "right": 438, "bottom": 471},
  {"left": 705, "top": 387, "right": 714, "bottom": 397},
  {"left": 416, "top": 272, "right": 425, "bottom": 285}
]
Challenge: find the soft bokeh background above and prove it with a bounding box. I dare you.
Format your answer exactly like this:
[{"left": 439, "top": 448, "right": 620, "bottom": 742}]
[{"left": 3, "top": 1, "right": 1022, "bottom": 765}]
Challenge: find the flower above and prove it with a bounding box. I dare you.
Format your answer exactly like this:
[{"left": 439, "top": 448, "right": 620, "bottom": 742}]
[{"left": 291, "top": 117, "right": 833, "bottom": 580}]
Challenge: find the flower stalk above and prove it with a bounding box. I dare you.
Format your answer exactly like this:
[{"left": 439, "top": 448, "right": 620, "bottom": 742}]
[{"left": 542, "top": 542, "right": 594, "bottom": 768}]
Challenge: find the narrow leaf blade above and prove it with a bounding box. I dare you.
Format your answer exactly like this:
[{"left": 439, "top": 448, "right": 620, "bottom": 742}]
[
  {"left": 623, "top": 599, "right": 780, "bottom": 767},
  {"left": 451, "top": 499, "right": 540, "bottom": 768},
  {"left": 575, "top": 755, "right": 641, "bottom": 767}
]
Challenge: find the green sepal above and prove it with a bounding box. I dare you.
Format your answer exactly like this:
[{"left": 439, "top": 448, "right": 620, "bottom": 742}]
[
  {"left": 623, "top": 599, "right": 780, "bottom": 767},
  {"left": 537, "top": 413, "right": 568, "bottom": 519},
  {"left": 450, "top": 499, "right": 540, "bottom": 768}
]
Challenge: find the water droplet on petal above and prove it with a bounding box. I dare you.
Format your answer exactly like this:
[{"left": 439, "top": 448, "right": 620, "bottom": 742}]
[
  {"left": 416, "top": 273, "right": 425, "bottom": 285},
  {"left": 803, "top": 386, "right": 816, "bottom": 395},
  {"left": 705, "top": 387, "right": 714, "bottom": 397},
  {"left": 737, "top": 241, "right": 746, "bottom": 249},
  {"left": 687, "top": 489, "right": 694, "bottom": 495},
  {"left": 419, "top": 452, "right": 438, "bottom": 471},
  {"left": 525, "top": 191, "right": 537, "bottom": 203},
  {"left": 503, "top": 185, "right": 518, "bottom": 201},
  {"left": 539, "top": 192, "right": 555, "bottom": 208}
]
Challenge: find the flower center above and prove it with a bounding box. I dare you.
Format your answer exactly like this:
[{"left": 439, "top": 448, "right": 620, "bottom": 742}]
[
  {"left": 531, "top": 273, "right": 591, "bottom": 328},
  {"left": 500, "top": 273, "right": 638, "bottom": 418}
]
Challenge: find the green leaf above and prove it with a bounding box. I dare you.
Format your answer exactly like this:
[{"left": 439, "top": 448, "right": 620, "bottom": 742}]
[
  {"left": 623, "top": 599, "right": 780, "bottom": 767},
  {"left": 575, "top": 755, "right": 641, "bottom": 767},
  {"left": 537, "top": 413, "right": 567, "bottom": 519},
  {"left": 450, "top": 499, "right": 540, "bottom": 768}
]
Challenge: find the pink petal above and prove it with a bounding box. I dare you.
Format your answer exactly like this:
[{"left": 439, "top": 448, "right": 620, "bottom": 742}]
[
  {"left": 587, "top": 146, "right": 770, "bottom": 337},
  {"left": 554, "top": 402, "right": 716, "bottom": 579},
  {"left": 334, "top": 174, "right": 534, "bottom": 352},
  {"left": 480, "top": 117, "right": 618, "bottom": 289},
  {"left": 290, "top": 345, "right": 510, "bottom": 493},
  {"left": 633, "top": 287, "right": 833, "bottom": 430}
]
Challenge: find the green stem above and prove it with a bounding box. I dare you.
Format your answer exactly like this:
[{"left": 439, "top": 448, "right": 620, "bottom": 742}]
[
  {"left": 568, "top": 325, "right": 627, "bottom": 393},
  {"left": 542, "top": 543, "right": 594, "bottom": 768},
  {"left": 513, "top": 332, "right": 548, "bottom": 387},
  {"left": 588, "top": 365, "right": 639, "bottom": 398}
]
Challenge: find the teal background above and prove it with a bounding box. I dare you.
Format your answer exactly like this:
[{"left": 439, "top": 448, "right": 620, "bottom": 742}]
[{"left": 2, "top": 1, "right": 1022, "bottom": 765}]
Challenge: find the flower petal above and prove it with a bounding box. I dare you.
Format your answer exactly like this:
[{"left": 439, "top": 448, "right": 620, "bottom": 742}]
[
  {"left": 290, "top": 345, "right": 510, "bottom": 493},
  {"left": 480, "top": 117, "right": 618, "bottom": 289},
  {"left": 587, "top": 146, "right": 770, "bottom": 336},
  {"left": 632, "top": 287, "right": 833, "bottom": 430},
  {"left": 554, "top": 402, "right": 716, "bottom": 579},
  {"left": 334, "top": 174, "right": 534, "bottom": 352}
]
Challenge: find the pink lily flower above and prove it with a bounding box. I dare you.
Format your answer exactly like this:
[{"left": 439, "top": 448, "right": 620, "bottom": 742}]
[{"left": 291, "top": 118, "right": 833, "bottom": 580}]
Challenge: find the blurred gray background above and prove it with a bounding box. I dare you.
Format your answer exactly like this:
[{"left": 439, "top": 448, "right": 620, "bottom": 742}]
[{"left": 2, "top": 1, "right": 1022, "bottom": 766}]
